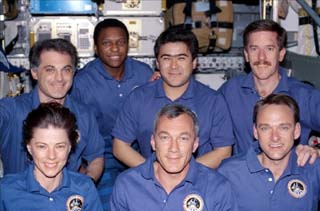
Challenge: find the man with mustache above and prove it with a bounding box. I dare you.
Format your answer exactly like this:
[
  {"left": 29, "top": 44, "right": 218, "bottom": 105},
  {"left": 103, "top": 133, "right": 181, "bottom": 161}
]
[{"left": 219, "top": 19, "right": 320, "bottom": 161}]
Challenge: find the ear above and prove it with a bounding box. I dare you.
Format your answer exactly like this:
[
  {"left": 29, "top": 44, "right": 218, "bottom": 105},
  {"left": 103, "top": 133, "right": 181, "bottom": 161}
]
[
  {"left": 155, "top": 59, "right": 160, "bottom": 71},
  {"left": 31, "top": 68, "right": 38, "bottom": 80},
  {"left": 244, "top": 48, "right": 249, "bottom": 62},
  {"left": 253, "top": 124, "right": 259, "bottom": 140},
  {"left": 192, "top": 58, "right": 198, "bottom": 70},
  {"left": 26, "top": 144, "right": 32, "bottom": 156},
  {"left": 279, "top": 48, "right": 286, "bottom": 62},
  {"left": 192, "top": 137, "right": 199, "bottom": 153},
  {"left": 151, "top": 135, "right": 156, "bottom": 151},
  {"left": 94, "top": 45, "right": 98, "bottom": 56},
  {"left": 294, "top": 122, "right": 301, "bottom": 140}
]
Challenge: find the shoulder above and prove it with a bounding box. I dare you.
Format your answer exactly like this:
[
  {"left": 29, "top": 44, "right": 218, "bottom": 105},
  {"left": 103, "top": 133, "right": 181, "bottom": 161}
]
[
  {"left": 0, "top": 171, "right": 27, "bottom": 190},
  {"left": 126, "top": 57, "right": 153, "bottom": 71},
  {"left": 217, "top": 152, "right": 247, "bottom": 174},
  {"left": 219, "top": 74, "right": 247, "bottom": 93},
  {"left": 67, "top": 171, "right": 94, "bottom": 189},
  {"left": 0, "top": 92, "right": 32, "bottom": 114}
]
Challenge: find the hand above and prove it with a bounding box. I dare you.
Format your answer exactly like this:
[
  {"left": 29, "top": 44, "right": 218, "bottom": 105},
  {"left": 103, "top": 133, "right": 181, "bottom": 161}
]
[
  {"left": 296, "top": 144, "right": 320, "bottom": 166},
  {"left": 149, "top": 71, "right": 161, "bottom": 81}
]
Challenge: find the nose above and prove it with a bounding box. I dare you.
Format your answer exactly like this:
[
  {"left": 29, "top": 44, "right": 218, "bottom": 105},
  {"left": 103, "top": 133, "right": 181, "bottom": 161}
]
[
  {"left": 47, "top": 147, "right": 57, "bottom": 160},
  {"left": 55, "top": 70, "right": 63, "bottom": 81},
  {"left": 170, "top": 58, "right": 178, "bottom": 69},
  {"left": 258, "top": 49, "right": 266, "bottom": 61},
  {"left": 111, "top": 42, "right": 119, "bottom": 52},
  {"left": 271, "top": 128, "right": 280, "bottom": 142},
  {"left": 169, "top": 138, "right": 179, "bottom": 152}
]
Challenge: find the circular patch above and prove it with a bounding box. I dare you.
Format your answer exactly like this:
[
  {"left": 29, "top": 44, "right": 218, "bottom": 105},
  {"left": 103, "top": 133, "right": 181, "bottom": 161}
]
[
  {"left": 183, "top": 194, "right": 204, "bottom": 211},
  {"left": 66, "top": 195, "right": 84, "bottom": 211},
  {"left": 287, "top": 179, "right": 307, "bottom": 198}
]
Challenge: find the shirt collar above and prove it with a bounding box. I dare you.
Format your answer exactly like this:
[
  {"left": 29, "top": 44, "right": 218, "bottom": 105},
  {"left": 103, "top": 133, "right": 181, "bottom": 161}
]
[
  {"left": 97, "top": 57, "right": 133, "bottom": 81},
  {"left": 241, "top": 67, "right": 290, "bottom": 93},
  {"left": 27, "top": 164, "right": 70, "bottom": 193},
  {"left": 247, "top": 142, "right": 301, "bottom": 175},
  {"left": 154, "top": 77, "right": 196, "bottom": 100},
  {"left": 141, "top": 153, "right": 198, "bottom": 184}
]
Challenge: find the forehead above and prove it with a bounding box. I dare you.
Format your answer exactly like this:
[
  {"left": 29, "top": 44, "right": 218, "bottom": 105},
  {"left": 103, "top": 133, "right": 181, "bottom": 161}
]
[
  {"left": 156, "top": 114, "right": 194, "bottom": 132},
  {"left": 98, "top": 27, "right": 127, "bottom": 40},
  {"left": 39, "top": 50, "right": 72, "bottom": 65},
  {"left": 247, "top": 31, "right": 278, "bottom": 46},
  {"left": 256, "top": 104, "right": 294, "bottom": 123},
  {"left": 31, "top": 126, "right": 69, "bottom": 143},
  {"left": 158, "top": 42, "right": 191, "bottom": 57}
]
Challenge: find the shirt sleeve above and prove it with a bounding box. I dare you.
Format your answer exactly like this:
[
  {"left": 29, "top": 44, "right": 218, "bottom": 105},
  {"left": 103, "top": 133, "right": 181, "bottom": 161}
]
[
  {"left": 84, "top": 179, "right": 103, "bottom": 211},
  {"left": 110, "top": 176, "right": 128, "bottom": 211},
  {"left": 111, "top": 91, "right": 140, "bottom": 144},
  {"left": 81, "top": 110, "right": 105, "bottom": 162}
]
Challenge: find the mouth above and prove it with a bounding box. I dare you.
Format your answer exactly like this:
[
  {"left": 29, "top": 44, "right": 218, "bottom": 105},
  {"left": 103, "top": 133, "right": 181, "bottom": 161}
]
[{"left": 269, "top": 143, "right": 283, "bottom": 149}]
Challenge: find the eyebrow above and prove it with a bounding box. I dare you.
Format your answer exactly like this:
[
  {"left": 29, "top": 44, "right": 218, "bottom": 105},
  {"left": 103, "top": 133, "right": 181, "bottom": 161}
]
[{"left": 160, "top": 53, "right": 189, "bottom": 58}]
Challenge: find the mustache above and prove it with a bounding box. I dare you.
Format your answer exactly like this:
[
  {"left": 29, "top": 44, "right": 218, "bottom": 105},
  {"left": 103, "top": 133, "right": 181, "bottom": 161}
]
[{"left": 253, "top": 61, "right": 272, "bottom": 66}]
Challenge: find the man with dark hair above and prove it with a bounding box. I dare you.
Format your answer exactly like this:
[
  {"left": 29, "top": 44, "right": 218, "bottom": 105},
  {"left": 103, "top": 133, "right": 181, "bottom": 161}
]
[
  {"left": 218, "top": 94, "right": 320, "bottom": 211},
  {"left": 219, "top": 19, "right": 320, "bottom": 160},
  {"left": 0, "top": 39, "right": 104, "bottom": 182},
  {"left": 111, "top": 104, "right": 237, "bottom": 211},
  {"left": 71, "top": 18, "right": 155, "bottom": 211},
  {"left": 112, "top": 27, "right": 234, "bottom": 169}
]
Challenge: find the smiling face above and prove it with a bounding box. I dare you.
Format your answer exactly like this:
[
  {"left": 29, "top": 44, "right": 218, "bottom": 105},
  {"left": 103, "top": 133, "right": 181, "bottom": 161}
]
[
  {"left": 254, "top": 104, "right": 301, "bottom": 164},
  {"left": 244, "top": 31, "right": 286, "bottom": 82},
  {"left": 94, "top": 27, "right": 129, "bottom": 74},
  {"left": 151, "top": 113, "right": 199, "bottom": 178},
  {"left": 31, "top": 50, "right": 74, "bottom": 104},
  {"left": 156, "top": 42, "right": 197, "bottom": 91},
  {"left": 27, "top": 126, "right": 71, "bottom": 184}
]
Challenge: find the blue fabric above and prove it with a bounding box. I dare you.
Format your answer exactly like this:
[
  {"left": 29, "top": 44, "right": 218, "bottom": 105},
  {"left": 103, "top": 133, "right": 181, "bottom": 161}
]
[
  {"left": 112, "top": 77, "right": 235, "bottom": 158},
  {"left": 0, "top": 87, "right": 105, "bottom": 175},
  {"left": 218, "top": 142, "right": 320, "bottom": 211},
  {"left": 0, "top": 164, "right": 103, "bottom": 211},
  {"left": 219, "top": 68, "right": 320, "bottom": 154},
  {"left": 71, "top": 57, "right": 153, "bottom": 211},
  {"left": 111, "top": 154, "right": 237, "bottom": 211},
  {"left": 0, "top": 46, "right": 26, "bottom": 73}
]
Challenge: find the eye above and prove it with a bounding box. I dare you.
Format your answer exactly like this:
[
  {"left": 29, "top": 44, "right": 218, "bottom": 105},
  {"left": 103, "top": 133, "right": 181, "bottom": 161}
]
[
  {"left": 45, "top": 67, "right": 55, "bottom": 73},
  {"left": 56, "top": 144, "right": 67, "bottom": 150},
  {"left": 279, "top": 125, "right": 290, "bottom": 132},
  {"left": 159, "top": 134, "right": 171, "bottom": 142},
  {"left": 102, "top": 41, "right": 112, "bottom": 47},
  {"left": 36, "top": 144, "right": 47, "bottom": 150},
  {"left": 267, "top": 47, "right": 275, "bottom": 52},
  {"left": 62, "top": 67, "right": 73, "bottom": 73},
  {"left": 249, "top": 46, "right": 257, "bottom": 52},
  {"left": 260, "top": 126, "right": 270, "bottom": 132},
  {"left": 117, "top": 39, "right": 127, "bottom": 46},
  {"left": 178, "top": 56, "right": 186, "bottom": 61},
  {"left": 179, "top": 135, "right": 190, "bottom": 143}
]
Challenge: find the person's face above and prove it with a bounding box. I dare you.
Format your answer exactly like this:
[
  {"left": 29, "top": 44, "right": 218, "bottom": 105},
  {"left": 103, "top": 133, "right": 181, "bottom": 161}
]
[
  {"left": 95, "top": 27, "right": 129, "bottom": 72},
  {"left": 254, "top": 104, "right": 301, "bottom": 163},
  {"left": 26, "top": 126, "right": 71, "bottom": 182},
  {"left": 151, "top": 114, "right": 199, "bottom": 176},
  {"left": 31, "top": 50, "right": 74, "bottom": 104},
  {"left": 156, "top": 42, "right": 197, "bottom": 89},
  {"left": 244, "top": 31, "right": 286, "bottom": 81}
]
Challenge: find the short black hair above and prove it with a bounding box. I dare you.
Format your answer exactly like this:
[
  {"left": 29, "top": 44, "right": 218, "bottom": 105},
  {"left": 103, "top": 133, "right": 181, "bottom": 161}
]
[
  {"left": 154, "top": 26, "right": 199, "bottom": 60},
  {"left": 93, "top": 18, "right": 129, "bottom": 45},
  {"left": 29, "top": 38, "right": 78, "bottom": 69}
]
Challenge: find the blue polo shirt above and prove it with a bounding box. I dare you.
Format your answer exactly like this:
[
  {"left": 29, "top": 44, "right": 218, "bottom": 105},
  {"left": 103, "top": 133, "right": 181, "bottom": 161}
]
[
  {"left": 0, "top": 164, "right": 103, "bottom": 211},
  {"left": 219, "top": 68, "right": 320, "bottom": 154},
  {"left": 110, "top": 154, "right": 237, "bottom": 211},
  {"left": 112, "top": 77, "right": 235, "bottom": 158},
  {"left": 71, "top": 57, "right": 153, "bottom": 168},
  {"left": 0, "top": 87, "right": 105, "bottom": 175},
  {"left": 218, "top": 142, "right": 320, "bottom": 211}
]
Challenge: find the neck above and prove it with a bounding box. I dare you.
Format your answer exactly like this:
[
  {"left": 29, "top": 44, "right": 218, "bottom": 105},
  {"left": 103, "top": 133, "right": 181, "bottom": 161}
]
[
  {"left": 254, "top": 73, "right": 281, "bottom": 98},
  {"left": 163, "top": 81, "right": 189, "bottom": 101},
  {"left": 38, "top": 91, "right": 65, "bottom": 104},
  {"left": 258, "top": 151, "right": 290, "bottom": 182},
  {"left": 35, "top": 172, "right": 62, "bottom": 193},
  {"left": 103, "top": 64, "right": 125, "bottom": 81},
  {"left": 153, "top": 162, "right": 189, "bottom": 194}
]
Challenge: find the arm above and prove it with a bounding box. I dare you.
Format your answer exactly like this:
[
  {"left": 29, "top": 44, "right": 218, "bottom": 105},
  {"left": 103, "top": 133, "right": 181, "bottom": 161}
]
[
  {"left": 196, "top": 146, "right": 232, "bottom": 169},
  {"left": 82, "top": 157, "right": 104, "bottom": 182},
  {"left": 113, "top": 138, "right": 145, "bottom": 168}
]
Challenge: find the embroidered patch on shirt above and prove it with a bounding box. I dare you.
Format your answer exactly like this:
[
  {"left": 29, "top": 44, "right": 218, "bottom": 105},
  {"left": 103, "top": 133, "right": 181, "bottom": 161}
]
[
  {"left": 66, "top": 195, "right": 84, "bottom": 211},
  {"left": 183, "top": 193, "right": 204, "bottom": 211},
  {"left": 287, "top": 179, "right": 307, "bottom": 198}
]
